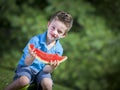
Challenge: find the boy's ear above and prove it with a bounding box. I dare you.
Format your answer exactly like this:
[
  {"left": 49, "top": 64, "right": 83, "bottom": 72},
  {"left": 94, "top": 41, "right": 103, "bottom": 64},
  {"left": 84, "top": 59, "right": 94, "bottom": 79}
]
[
  {"left": 47, "top": 22, "right": 50, "bottom": 27},
  {"left": 61, "top": 33, "right": 67, "bottom": 38}
]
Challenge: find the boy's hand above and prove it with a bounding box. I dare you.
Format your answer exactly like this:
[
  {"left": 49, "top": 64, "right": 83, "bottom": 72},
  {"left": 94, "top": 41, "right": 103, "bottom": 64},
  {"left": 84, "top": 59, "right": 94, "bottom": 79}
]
[
  {"left": 25, "top": 46, "right": 36, "bottom": 65},
  {"left": 50, "top": 60, "right": 60, "bottom": 69},
  {"left": 43, "top": 60, "right": 60, "bottom": 73},
  {"left": 28, "top": 47, "right": 36, "bottom": 59}
]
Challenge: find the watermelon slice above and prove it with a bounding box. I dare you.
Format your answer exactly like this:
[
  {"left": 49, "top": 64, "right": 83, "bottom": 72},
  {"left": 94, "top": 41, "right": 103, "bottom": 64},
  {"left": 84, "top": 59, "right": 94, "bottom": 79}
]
[{"left": 28, "top": 44, "right": 68, "bottom": 64}]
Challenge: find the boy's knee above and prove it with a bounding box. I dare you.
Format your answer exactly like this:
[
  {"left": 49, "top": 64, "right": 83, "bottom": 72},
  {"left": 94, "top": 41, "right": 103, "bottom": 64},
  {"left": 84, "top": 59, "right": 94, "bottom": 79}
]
[
  {"left": 18, "top": 76, "right": 30, "bottom": 86},
  {"left": 41, "top": 78, "right": 52, "bottom": 90}
]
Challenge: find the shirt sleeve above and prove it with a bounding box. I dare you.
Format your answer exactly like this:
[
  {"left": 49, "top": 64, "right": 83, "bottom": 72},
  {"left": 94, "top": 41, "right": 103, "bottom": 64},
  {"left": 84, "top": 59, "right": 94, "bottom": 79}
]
[
  {"left": 23, "top": 36, "right": 39, "bottom": 57},
  {"left": 56, "top": 48, "right": 63, "bottom": 56},
  {"left": 55, "top": 42, "right": 63, "bottom": 56}
]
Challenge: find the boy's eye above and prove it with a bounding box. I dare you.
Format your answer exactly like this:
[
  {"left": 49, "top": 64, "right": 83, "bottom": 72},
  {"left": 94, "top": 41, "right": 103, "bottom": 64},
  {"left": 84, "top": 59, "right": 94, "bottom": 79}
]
[
  {"left": 58, "top": 30, "right": 62, "bottom": 34},
  {"left": 52, "top": 26, "right": 55, "bottom": 30}
]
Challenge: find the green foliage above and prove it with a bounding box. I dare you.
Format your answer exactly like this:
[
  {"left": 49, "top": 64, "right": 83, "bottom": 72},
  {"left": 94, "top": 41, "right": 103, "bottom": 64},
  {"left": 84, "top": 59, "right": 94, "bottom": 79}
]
[
  {"left": 45, "top": 0, "right": 120, "bottom": 90},
  {"left": 0, "top": 0, "right": 47, "bottom": 56},
  {"left": 86, "top": 0, "right": 120, "bottom": 33},
  {"left": 0, "top": 0, "right": 120, "bottom": 90}
]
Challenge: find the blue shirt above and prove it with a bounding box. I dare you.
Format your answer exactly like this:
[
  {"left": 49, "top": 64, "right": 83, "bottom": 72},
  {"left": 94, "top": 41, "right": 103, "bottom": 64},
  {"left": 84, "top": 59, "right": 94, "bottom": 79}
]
[{"left": 18, "top": 31, "right": 63, "bottom": 73}]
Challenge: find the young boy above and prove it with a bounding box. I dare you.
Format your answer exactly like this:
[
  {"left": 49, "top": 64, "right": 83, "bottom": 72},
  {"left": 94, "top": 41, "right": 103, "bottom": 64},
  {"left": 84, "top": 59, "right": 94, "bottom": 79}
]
[{"left": 5, "top": 11, "right": 73, "bottom": 90}]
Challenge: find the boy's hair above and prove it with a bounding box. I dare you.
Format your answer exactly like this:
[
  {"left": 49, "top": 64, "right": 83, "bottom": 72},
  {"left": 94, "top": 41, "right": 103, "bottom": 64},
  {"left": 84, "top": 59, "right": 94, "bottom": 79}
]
[{"left": 49, "top": 11, "right": 73, "bottom": 32}]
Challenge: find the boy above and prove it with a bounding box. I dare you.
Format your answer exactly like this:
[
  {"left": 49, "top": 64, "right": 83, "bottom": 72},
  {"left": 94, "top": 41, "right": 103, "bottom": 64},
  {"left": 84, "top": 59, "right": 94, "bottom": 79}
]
[{"left": 5, "top": 11, "right": 73, "bottom": 90}]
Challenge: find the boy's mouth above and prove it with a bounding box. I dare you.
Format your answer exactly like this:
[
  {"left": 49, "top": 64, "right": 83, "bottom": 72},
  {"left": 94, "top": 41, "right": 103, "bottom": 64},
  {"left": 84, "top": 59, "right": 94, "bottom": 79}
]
[
  {"left": 50, "top": 33, "right": 56, "bottom": 38},
  {"left": 49, "top": 33, "right": 55, "bottom": 39}
]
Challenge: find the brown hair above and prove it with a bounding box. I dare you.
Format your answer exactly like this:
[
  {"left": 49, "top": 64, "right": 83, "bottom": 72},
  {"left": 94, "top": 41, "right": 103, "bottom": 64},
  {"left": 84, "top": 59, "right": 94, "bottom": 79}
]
[{"left": 49, "top": 11, "right": 73, "bottom": 32}]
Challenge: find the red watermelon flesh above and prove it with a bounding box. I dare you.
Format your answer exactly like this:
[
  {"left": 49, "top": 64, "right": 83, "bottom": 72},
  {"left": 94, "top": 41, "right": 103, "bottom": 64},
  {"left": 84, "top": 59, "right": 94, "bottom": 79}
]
[{"left": 28, "top": 44, "right": 68, "bottom": 64}]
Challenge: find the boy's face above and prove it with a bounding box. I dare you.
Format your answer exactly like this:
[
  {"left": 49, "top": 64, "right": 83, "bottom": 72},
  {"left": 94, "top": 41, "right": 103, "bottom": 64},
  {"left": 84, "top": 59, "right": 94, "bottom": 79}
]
[{"left": 47, "top": 19, "right": 68, "bottom": 41}]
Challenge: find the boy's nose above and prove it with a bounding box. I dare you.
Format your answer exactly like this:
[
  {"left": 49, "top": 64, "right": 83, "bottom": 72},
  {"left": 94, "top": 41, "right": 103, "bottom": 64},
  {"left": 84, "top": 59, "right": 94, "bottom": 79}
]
[{"left": 53, "top": 30, "right": 58, "bottom": 37}]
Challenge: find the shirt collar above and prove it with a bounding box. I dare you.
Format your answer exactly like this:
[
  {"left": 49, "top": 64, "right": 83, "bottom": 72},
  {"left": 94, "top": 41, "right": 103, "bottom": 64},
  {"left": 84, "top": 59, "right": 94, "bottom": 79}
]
[{"left": 39, "top": 31, "right": 47, "bottom": 44}]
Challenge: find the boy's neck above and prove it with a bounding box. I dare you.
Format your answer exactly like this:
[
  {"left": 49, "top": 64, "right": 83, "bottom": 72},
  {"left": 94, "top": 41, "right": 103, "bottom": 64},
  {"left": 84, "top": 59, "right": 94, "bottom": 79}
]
[
  {"left": 46, "top": 40, "right": 56, "bottom": 50},
  {"left": 46, "top": 40, "right": 55, "bottom": 45}
]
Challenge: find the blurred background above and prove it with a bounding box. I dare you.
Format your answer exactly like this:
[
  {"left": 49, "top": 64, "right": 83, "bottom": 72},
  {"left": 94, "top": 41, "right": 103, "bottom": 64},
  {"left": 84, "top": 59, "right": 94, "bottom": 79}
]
[{"left": 0, "top": 0, "right": 120, "bottom": 90}]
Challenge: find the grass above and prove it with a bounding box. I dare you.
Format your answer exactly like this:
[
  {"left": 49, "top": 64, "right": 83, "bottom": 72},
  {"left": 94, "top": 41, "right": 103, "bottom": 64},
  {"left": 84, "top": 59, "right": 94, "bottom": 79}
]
[{"left": 0, "top": 67, "right": 14, "bottom": 89}]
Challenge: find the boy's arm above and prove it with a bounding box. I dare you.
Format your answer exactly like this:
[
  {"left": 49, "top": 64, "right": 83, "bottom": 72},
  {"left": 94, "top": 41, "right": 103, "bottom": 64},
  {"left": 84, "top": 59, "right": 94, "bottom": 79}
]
[{"left": 25, "top": 55, "right": 35, "bottom": 65}]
